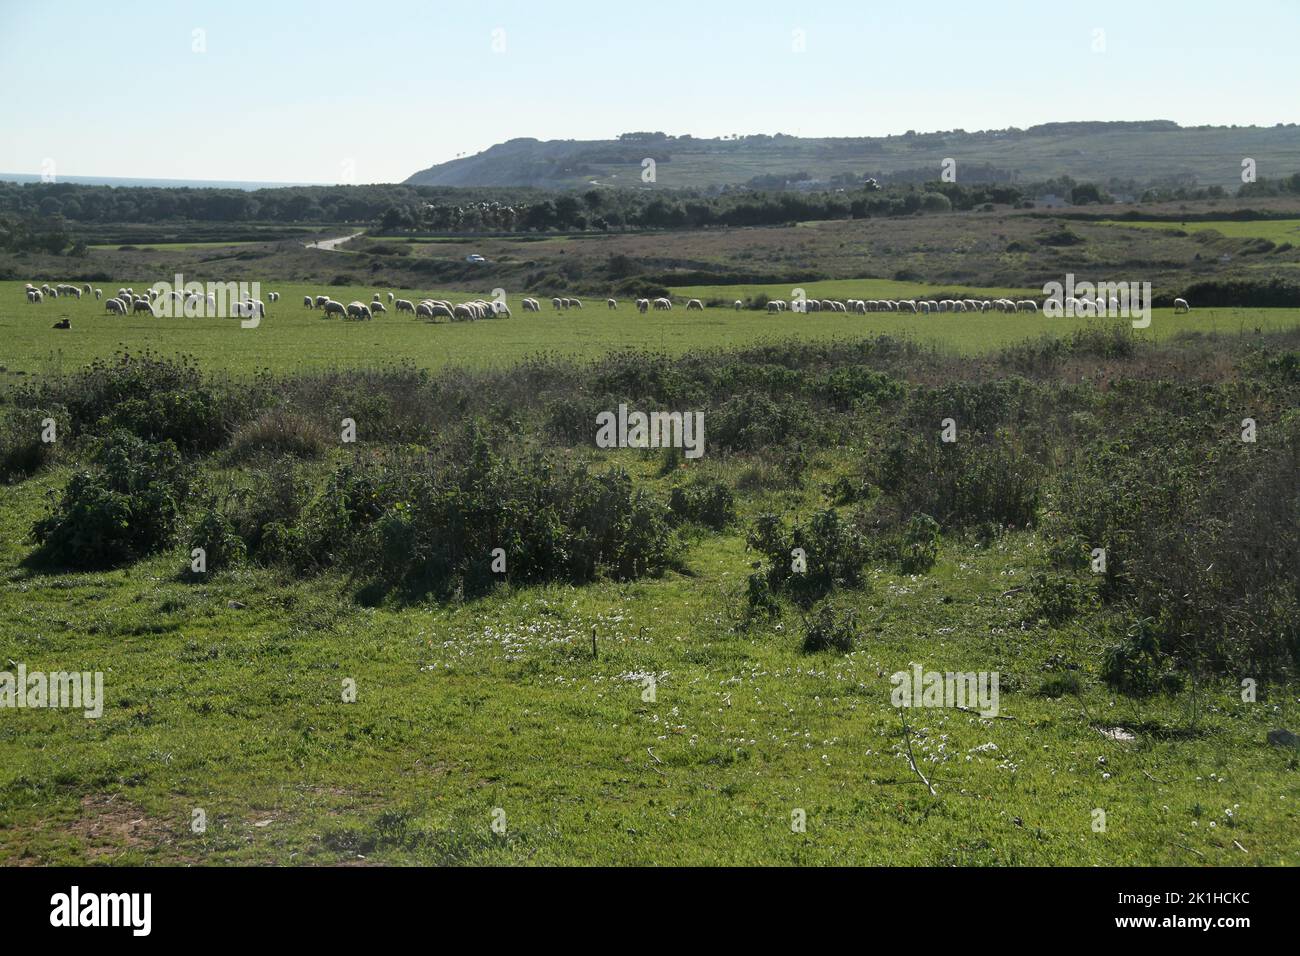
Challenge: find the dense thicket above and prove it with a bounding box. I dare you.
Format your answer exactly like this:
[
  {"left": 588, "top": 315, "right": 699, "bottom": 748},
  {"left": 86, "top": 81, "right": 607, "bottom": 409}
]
[{"left": 4, "top": 328, "right": 1297, "bottom": 681}]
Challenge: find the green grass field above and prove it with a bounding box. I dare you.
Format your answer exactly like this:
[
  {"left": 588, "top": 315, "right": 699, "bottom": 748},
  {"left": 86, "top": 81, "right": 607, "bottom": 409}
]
[
  {"left": 1101, "top": 218, "right": 1300, "bottom": 243},
  {"left": 5, "top": 267, "right": 1298, "bottom": 866},
  {"left": 3, "top": 450, "right": 1293, "bottom": 865},
  {"left": 6, "top": 280, "right": 1299, "bottom": 378}
]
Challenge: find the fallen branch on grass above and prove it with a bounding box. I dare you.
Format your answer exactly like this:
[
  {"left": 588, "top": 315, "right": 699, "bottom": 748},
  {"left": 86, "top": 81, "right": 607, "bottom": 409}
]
[{"left": 900, "top": 711, "right": 937, "bottom": 796}]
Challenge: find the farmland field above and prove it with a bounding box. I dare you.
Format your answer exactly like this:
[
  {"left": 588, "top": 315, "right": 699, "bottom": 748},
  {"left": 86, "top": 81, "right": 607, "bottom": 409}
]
[
  {"left": 4, "top": 163, "right": 1300, "bottom": 878},
  {"left": 2, "top": 316, "right": 1299, "bottom": 866},
  {"left": 5, "top": 280, "right": 1300, "bottom": 377}
]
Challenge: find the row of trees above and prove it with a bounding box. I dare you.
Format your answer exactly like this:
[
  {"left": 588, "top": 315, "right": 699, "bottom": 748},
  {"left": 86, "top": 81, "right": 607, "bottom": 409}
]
[
  {"left": 0, "top": 182, "right": 553, "bottom": 227},
  {"left": 5, "top": 172, "right": 1299, "bottom": 252}
]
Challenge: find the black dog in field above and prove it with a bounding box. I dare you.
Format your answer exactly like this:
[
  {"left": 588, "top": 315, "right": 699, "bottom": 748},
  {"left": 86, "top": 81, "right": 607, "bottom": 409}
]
[{"left": 52, "top": 318, "right": 70, "bottom": 329}]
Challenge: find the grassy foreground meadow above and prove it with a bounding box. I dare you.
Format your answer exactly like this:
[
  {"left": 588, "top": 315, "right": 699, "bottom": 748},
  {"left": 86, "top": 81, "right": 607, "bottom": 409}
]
[
  {"left": 5, "top": 279, "right": 1300, "bottom": 376},
  {"left": 1, "top": 467, "right": 1295, "bottom": 866},
  {"left": 0, "top": 303, "right": 1297, "bottom": 865}
]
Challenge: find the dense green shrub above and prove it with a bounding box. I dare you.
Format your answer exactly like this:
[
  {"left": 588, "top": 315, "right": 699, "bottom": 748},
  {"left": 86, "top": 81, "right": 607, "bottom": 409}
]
[
  {"left": 1101, "top": 618, "right": 1184, "bottom": 696},
  {"left": 29, "top": 352, "right": 236, "bottom": 452},
  {"left": 898, "top": 513, "right": 941, "bottom": 574},
  {"left": 186, "top": 505, "right": 247, "bottom": 575},
  {"left": 802, "top": 600, "right": 859, "bottom": 653},
  {"left": 224, "top": 458, "right": 311, "bottom": 561},
  {"left": 0, "top": 407, "right": 62, "bottom": 483},
  {"left": 221, "top": 425, "right": 676, "bottom": 601},
  {"left": 30, "top": 431, "right": 192, "bottom": 568},
  {"left": 1053, "top": 412, "right": 1299, "bottom": 678},
  {"left": 747, "top": 507, "right": 870, "bottom": 608},
  {"left": 668, "top": 477, "right": 735, "bottom": 530},
  {"left": 814, "top": 366, "right": 904, "bottom": 411},
  {"left": 1027, "top": 569, "right": 1092, "bottom": 625},
  {"left": 875, "top": 429, "right": 1040, "bottom": 532},
  {"left": 710, "top": 393, "right": 815, "bottom": 452}
]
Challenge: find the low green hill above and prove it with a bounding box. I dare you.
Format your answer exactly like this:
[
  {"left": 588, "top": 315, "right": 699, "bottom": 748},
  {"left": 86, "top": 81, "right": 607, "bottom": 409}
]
[{"left": 405, "top": 122, "right": 1300, "bottom": 191}]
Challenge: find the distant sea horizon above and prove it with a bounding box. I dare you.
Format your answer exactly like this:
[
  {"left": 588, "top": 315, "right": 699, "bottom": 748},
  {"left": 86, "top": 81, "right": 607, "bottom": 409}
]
[{"left": 0, "top": 172, "right": 332, "bottom": 191}]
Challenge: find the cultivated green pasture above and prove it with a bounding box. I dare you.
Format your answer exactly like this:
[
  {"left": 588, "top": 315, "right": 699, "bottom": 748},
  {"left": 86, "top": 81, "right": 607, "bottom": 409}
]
[
  {"left": 5, "top": 280, "right": 1300, "bottom": 377},
  {"left": 673, "top": 277, "right": 1041, "bottom": 302}
]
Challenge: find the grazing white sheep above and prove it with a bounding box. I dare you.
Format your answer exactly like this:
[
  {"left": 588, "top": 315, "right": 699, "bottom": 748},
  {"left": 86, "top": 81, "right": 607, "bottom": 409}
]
[
  {"left": 105, "top": 298, "right": 126, "bottom": 314},
  {"left": 766, "top": 302, "right": 781, "bottom": 314},
  {"left": 415, "top": 302, "right": 435, "bottom": 320},
  {"left": 1173, "top": 297, "right": 1190, "bottom": 314},
  {"left": 314, "top": 295, "right": 329, "bottom": 308},
  {"left": 345, "top": 301, "right": 372, "bottom": 321},
  {"left": 430, "top": 303, "right": 454, "bottom": 320},
  {"left": 387, "top": 291, "right": 395, "bottom": 304},
  {"left": 268, "top": 292, "right": 279, "bottom": 302},
  {"left": 636, "top": 298, "right": 649, "bottom": 314},
  {"left": 321, "top": 299, "right": 346, "bottom": 319},
  {"left": 304, "top": 295, "right": 314, "bottom": 309},
  {"left": 734, "top": 299, "right": 743, "bottom": 310},
  {"left": 492, "top": 302, "right": 511, "bottom": 318},
  {"left": 607, "top": 298, "right": 617, "bottom": 310},
  {"left": 552, "top": 297, "right": 563, "bottom": 310},
  {"left": 370, "top": 301, "right": 387, "bottom": 313},
  {"left": 686, "top": 299, "right": 704, "bottom": 311},
  {"left": 453, "top": 303, "right": 475, "bottom": 321},
  {"left": 653, "top": 297, "right": 672, "bottom": 311},
  {"left": 1018, "top": 300, "right": 1039, "bottom": 313},
  {"left": 395, "top": 298, "right": 415, "bottom": 314},
  {"left": 133, "top": 299, "right": 156, "bottom": 316}
]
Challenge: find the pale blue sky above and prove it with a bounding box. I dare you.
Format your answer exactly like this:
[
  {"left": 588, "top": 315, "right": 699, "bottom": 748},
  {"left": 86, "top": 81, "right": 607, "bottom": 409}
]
[{"left": 1, "top": 0, "right": 1295, "bottom": 184}]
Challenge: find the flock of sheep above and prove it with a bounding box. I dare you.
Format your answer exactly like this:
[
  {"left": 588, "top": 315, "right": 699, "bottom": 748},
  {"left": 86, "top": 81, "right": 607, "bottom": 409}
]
[
  {"left": 303, "top": 291, "right": 511, "bottom": 321},
  {"left": 24, "top": 282, "right": 281, "bottom": 321},
  {"left": 750, "top": 295, "right": 1190, "bottom": 315},
  {"left": 23, "top": 281, "right": 1195, "bottom": 327},
  {"left": 754, "top": 296, "right": 1042, "bottom": 314}
]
